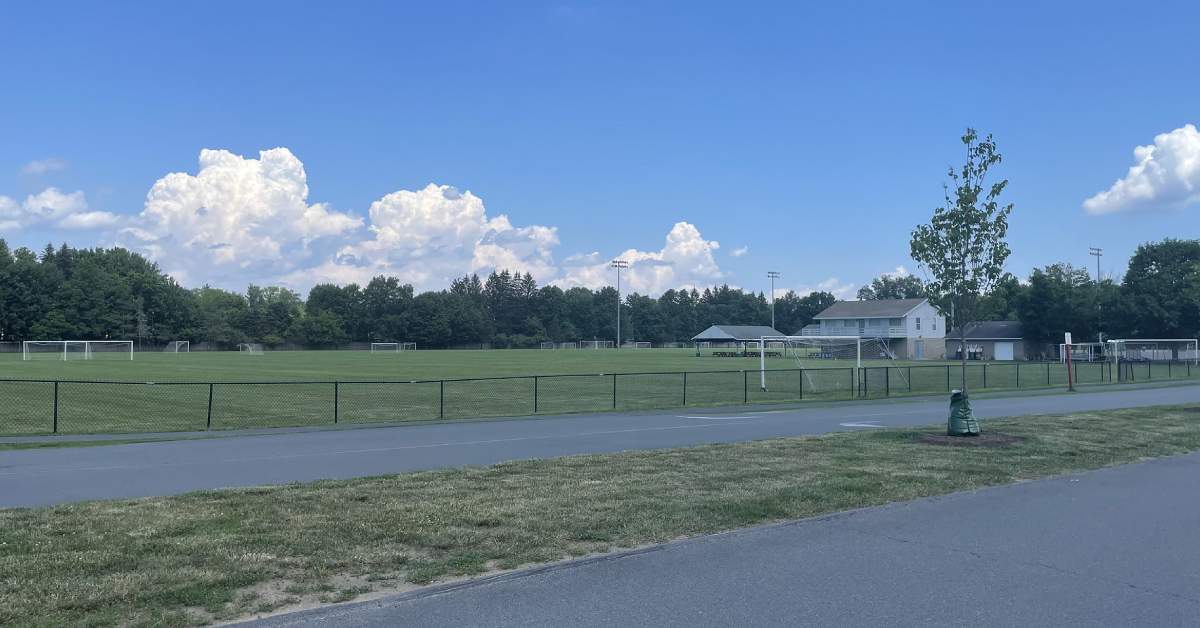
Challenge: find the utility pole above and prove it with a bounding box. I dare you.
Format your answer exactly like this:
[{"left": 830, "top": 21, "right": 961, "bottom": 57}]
[
  {"left": 1090, "top": 247, "right": 1103, "bottom": 343},
  {"left": 611, "top": 260, "right": 628, "bottom": 348},
  {"left": 767, "top": 271, "right": 781, "bottom": 330}
]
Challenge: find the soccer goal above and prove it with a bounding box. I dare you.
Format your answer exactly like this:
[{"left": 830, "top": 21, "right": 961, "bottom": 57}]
[
  {"left": 1107, "top": 339, "right": 1198, "bottom": 363},
  {"left": 238, "top": 343, "right": 264, "bottom": 355},
  {"left": 371, "top": 342, "right": 400, "bottom": 353},
  {"left": 558, "top": 342, "right": 578, "bottom": 350},
  {"left": 758, "top": 335, "right": 895, "bottom": 392},
  {"left": 539, "top": 341, "right": 557, "bottom": 350},
  {"left": 580, "top": 340, "right": 615, "bottom": 349},
  {"left": 165, "top": 340, "right": 190, "bottom": 353},
  {"left": 23, "top": 340, "right": 134, "bottom": 361},
  {"left": 1059, "top": 342, "right": 1105, "bottom": 363},
  {"left": 622, "top": 341, "right": 652, "bottom": 349}
]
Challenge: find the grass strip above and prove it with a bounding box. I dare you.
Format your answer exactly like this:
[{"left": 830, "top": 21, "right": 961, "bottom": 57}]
[{"left": 2, "top": 404, "right": 1199, "bottom": 626}]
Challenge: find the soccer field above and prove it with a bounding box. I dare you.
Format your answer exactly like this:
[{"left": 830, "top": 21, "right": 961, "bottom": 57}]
[{"left": 0, "top": 348, "right": 1190, "bottom": 436}]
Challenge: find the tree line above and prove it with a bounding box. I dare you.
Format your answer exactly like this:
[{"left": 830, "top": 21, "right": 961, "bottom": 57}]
[
  {"left": 0, "top": 240, "right": 834, "bottom": 348},
  {"left": 1, "top": 238, "right": 1196, "bottom": 351}
]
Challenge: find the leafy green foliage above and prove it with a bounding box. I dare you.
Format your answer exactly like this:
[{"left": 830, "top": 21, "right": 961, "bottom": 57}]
[{"left": 857, "top": 274, "right": 925, "bottom": 300}]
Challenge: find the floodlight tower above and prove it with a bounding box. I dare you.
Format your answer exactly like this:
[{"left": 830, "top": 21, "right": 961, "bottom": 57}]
[
  {"left": 612, "top": 260, "right": 628, "bottom": 348},
  {"left": 1090, "top": 247, "right": 1103, "bottom": 342},
  {"left": 767, "top": 271, "right": 781, "bottom": 330}
]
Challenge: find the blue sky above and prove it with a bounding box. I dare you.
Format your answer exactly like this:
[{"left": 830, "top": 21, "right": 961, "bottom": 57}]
[{"left": 1, "top": 1, "right": 1198, "bottom": 297}]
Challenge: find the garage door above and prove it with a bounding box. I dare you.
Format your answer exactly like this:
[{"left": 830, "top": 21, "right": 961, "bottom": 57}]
[{"left": 994, "top": 342, "right": 1014, "bottom": 361}]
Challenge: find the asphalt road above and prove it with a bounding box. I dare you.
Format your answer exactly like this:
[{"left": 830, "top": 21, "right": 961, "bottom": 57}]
[
  {"left": 3, "top": 384, "right": 1200, "bottom": 508},
  {"left": 246, "top": 451, "right": 1200, "bottom": 627}
]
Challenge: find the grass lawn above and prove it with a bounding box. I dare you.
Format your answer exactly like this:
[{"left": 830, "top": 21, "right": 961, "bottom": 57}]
[
  {"left": 2, "top": 404, "right": 1198, "bottom": 626},
  {"left": 3, "top": 348, "right": 1170, "bottom": 436}
]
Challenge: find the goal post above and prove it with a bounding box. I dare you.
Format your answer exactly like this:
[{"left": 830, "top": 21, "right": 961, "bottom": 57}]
[
  {"left": 237, "top": 343, "right": 264, "bottom": 355},
  {"left": 579, "top": 340, "right": 614, "bottom": 349},
  {"left": 1107, "top": 339, "right": 1199, "bottom": 365},
  {"left": 758, "top": 335, "right": 897, "bottom": 391},
  {"left": 164, "top": 340, "right": 190, "bottom": 353},
  {"left": 22, "top": 340, "right": 133, "bottom": 361},
  {"left": 400, "top": 342, "right": 417, "bottom": 351},
  {"left": 371, "top": 342, "right": 400, "bottom": 353}
]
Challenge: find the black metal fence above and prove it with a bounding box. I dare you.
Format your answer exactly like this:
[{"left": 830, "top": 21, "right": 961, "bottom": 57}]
[{"left": 1, "top": 360, "right": 1196, "bottom": 435}]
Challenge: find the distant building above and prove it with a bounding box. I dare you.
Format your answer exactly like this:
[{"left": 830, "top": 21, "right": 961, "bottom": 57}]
[
  {"left": 803, "top": 298, "right": 945, "bottom": 360},
  {"left": 946, "top": 321, "right": 1025, "bottom": 361},
  {"left": 691, "top": 324, "right": 785, "bottom": 355}
]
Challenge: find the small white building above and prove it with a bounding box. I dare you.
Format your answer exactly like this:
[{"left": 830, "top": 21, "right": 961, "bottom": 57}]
[{"left": 800, "top": 298, "right": 945, "bottom": 360}]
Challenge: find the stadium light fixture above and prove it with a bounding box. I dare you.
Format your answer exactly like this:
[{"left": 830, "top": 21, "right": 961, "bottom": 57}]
[
  {"left": 767, "top": 271, "right": 781, "bottom": 330},
  {"left": 612, "top": 260, "right": 628, "bottom": 348}
]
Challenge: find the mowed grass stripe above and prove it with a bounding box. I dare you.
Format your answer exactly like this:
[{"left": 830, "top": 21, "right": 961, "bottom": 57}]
[{"left": 1, "top": 404, "right": 1198, "bottom": 626}]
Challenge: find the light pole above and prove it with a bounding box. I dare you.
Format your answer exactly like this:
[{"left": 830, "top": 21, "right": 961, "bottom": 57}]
[
  {"left": 611, "top": 260, "right": 628, "bottom": 348},
  {"left": 1090, "top": 247, "right": 1103, "bottom": 343},
  {"left": 767, "top": 271, "right": 781, "bottom": 330}
]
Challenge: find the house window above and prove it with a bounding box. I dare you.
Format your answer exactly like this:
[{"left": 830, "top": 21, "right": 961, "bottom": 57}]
[
  {"left": 889, "top": 318, "right": 902, "bottom": 327},
  {"left": 932, "top": 318, "right": 937, "bottom": 331},
  {"left": 916, "top": 317, "right": 922, "bottom": 331}
]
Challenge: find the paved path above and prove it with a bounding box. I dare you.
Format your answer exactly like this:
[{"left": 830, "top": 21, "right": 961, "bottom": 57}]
[
  {"left": 245, "top": 451, "right": 1200, "bottom": 627},
  {"left": 3, "top": 384, "right": 1199, "bottom": 508}
]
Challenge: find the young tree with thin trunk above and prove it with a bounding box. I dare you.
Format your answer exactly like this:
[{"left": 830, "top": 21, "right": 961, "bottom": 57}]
[{"left": 910, "top": 128, "right": 1013, "bottom": 394}]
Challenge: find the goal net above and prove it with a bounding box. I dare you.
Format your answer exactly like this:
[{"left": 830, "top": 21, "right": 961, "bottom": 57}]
[
  {"left": 580, "top": 340, "right": 614, "bottom": 349},
  {"left": 1058, "top": 342, "right": 1106, "bottom": 363},
  {"left": 23, "top": 340, "right": 134, "bottom": 361},
  {"left": 539, "top": 342, "right": 557, "bottom": 350},
  {"left": 164, "top": 341, "right": 190, "bottom": 353},
  {"left": 238, "top": 343, "right": 264, "bottom": 355},
  {"left": 371, "top": 342, "right": 400, "bottom": 353},
  {"left": 1107, "top": 339, "right": 1199, "bottom": 364},
  {"left": 758, "top": 335, "right": 895, "bottom": 393},
  {"left": 558, "top": 342, "right": 578, "bottom": 350},
  {"left": 622, "top": 341, "right": 652, "bottom": 349}
]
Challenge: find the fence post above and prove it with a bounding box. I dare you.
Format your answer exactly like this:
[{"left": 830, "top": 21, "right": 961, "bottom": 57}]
[
  {"left": 334, "top": 381, "right": 339, "bottom": 424},
  {"left": 885, "top": 367, "right": 890, "bottom": 397},
  {"left": 206, "top": 383, "right": 214, "bottom": 430},
  {"left": 862, "top": 368, "right": 868, "bottom": 397},
  {"left": 439, "top": 380, "right": 445, "bottom": 419},
  {"left": 52, "top": 381, "right": 59, "bottom": 434},
  {"left": 612, "top": 373, "right": 618, "bottom": 409},
  {"left": 908, "top": 366, "right": 913, "bottom": 393},
  {"left": 743, "top": 370, "right": 748, "bottom": 403},
  {"left": 946, "top": 365, "right": 950, "bottom": 391},
  {"left": 1016, "top": 362, "right": 1021, "bottom": 388},
  {"left": 533, "top": 376, "right": 539, "bottom": 413},
  {"left": 983, "top": 363, "right": 988, "bottom": 389},
  {"left": 850, "top": 368, "right": 855, "bottom": 398},
  {"left": 1046, "top": 362, "right": 1051, "bottom": 386},
  {"left": 682, "top": 371, "right": 687, "bottom": 406},
  {"left": 799, "top": 368, "right": 804, "bottom": 400}
]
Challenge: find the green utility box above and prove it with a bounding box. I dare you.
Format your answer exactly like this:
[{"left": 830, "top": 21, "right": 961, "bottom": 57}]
[{"left": 947, "top": 390, "right": 980, "bottom": 436}]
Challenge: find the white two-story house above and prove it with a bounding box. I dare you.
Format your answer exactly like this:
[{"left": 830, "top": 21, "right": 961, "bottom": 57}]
[{"left": 799, "top": 298, "right": 946, "bottom": 360}]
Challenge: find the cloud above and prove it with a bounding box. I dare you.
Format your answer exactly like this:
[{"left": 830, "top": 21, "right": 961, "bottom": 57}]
[
  {"left": 127, "top": 148, "right": 363, "bottom": 282},
  {"left": 1084, "top": 124, "right": 1200, "bottom": 215},
  {"left": 103, "top": 147, "right": 728, "bottom": 295},
  {"left": 555, "top": 221, "right": 722, "bottom": 294},
  {"left": 790, "top": 277, "right": 856, "bottom": 300},
  {"left": 302, "top": 183, "right": 560, "bottom": 290},
  {"left": 881, "top": 265, "right": 910, "bottom": 278},
  {"left": 20, "top": 158, "right": 67, "bottom": 176},
  {"left": 730, "top": 245, "right": 749, "bottom": 258},
  {"left": 0, "top": 187, "right": 109, "bottom": 231},
  {"left": 58, "top": 211, "right": 120, "bottom": 230}
]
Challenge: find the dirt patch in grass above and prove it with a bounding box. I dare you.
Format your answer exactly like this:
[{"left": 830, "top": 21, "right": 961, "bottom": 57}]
[
  {"left": 2, "top": 404, "right": 1198, "bottom": 627},
  {"left": 914, "top": 433, "right": 1027, "bottom": 448}
]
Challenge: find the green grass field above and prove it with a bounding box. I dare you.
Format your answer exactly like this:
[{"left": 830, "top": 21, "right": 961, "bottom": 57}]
[{"left": 0, "top": 348, "right": 1192, "bottom": 435}]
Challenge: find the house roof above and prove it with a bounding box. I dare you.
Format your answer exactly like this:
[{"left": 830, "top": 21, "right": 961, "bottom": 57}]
[
  {"left": 691, "top": 325, "right": 785, "bottom": 342},
  {"left": 947, "top": 321, "right": 1023, "bottom": 340},
  {"left": 813, "top": 298, "right": 927, "bottom": 319}
]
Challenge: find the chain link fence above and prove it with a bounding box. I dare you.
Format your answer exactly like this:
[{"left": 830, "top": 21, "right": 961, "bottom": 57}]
[{"left": 2, "top": 360, "right": 1196, "bottom": 435}]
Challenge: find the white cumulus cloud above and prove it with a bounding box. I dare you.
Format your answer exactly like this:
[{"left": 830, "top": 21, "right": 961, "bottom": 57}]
[
  {"left": 1084, "top": 124, "right": 1200, "bottom": 215},
  {"left": 58, "top": 211, "right": 120, "bottom": 230},
  {"left": 0, "top": 187, "right": 108, "bottom": 231},
  {"left": 303, "top": 183, "right": 560, "bottom": 290},
  {"left": 730, "top": 245, "right": 749, "bottom": 258},
  {"left": 20, "top": 157, "right": 67, "bottom": 176},
  {"left": 556, "top": 221, "right": 722, "bottom": 294},
  {"left": 129, "top": 148, "right": 363, "bottom": 282}
]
